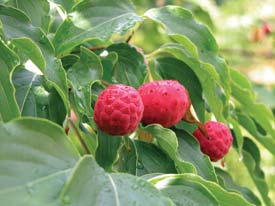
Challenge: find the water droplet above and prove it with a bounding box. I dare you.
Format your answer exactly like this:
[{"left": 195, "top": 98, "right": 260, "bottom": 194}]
[
  {"left": 132, "top": 200, "right": 138, "bottom": 206},
  {"left": 132, "top": 184, "right": 138, "bottom": 190},
  {"left": 238, "top": 153, "right": 243, "bottom": 161},
  {"left": 139, "top": 181, "right": 145, "bottom": 187},
  {"left": 137, "top": 160, "right": 144, "bottom": 169},
  {"left": 26, "top": 184, "right": 34, "bottom": 195},
  {"left": 63, "top": 195, "right": 71, "bottom": 204}
]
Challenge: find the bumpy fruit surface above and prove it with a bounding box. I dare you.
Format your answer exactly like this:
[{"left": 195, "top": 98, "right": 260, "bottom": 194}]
[
  {"left": 193, "top": 121, "right": 233, "bottom": 162},
  {"left": 138, "top": 80, "right": 190, "bottom": 128},
  {"left": 94, "top": 84, "right": 144, "bottom": 136}
]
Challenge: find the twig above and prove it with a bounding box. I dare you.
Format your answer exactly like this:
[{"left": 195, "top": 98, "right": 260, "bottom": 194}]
[
  {"left": 71, "top": 45, "right": 106, "bottom": 54},
  {"left": 68, "top": 119, "right": 90, "bottom": 154}
]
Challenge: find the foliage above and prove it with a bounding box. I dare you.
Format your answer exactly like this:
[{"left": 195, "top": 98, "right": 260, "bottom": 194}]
[{"left": 0, "top": 0, "right": 274, "bottom": 205}]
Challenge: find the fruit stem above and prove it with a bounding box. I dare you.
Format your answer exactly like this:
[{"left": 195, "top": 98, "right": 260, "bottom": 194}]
[
  {"left": 147, "top": 66, "right": 154, "bottom": 82},
  {"left": 126, "top": 31, "right": 135, "bottom": 43},
  {"left": 183, "top": 105, "right": 210, "bottom": 139},
  {"left": 123, "top": 136, "right": 131, "bottom": 152},
  {"left": 68, "top": 119, "right": 91, "bottom": 154},
  {"left": 100, "top": 80, "right": 111, "bottom": 87}
]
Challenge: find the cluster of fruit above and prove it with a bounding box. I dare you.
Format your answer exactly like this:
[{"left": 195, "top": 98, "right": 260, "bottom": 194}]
[{"left": 94, "top": 80, "right": 233, "bottom": 162}]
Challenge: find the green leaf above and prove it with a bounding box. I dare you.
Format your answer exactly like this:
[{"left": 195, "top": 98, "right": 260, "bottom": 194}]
[
  {"left": 150, "top": 174, "right": 219, "bottom": 206},
  {"left": 154, "top": 56, "right": 205, "bottom": 121},
  {"left": 106, "top": 43, "right": 147, "bottom": 88},
  {"left": 53, "top": 0, "right": 143, "bottom": 55},
  {"left": 116, "top": 137, "right": 137, "bottom": 175},
  {"left": 60, "top": 156, "right": 118, "bottom": 206},
  {"left": 101, "top": 51, "right": 118, "bottom": 83},
  {"left": 111, "top": 173, "right": 174, "bottom": 206},
  {"left": 48, "top": 0, "right": 76, "bottom": 12},
  {"left": 61, "top": 54, "right": 80, "bottom": 70},
  {"left": 242, "top": 138, "right": 271, "bottom": 206},
  {"left": 230, "top": 68, "right": 275, "bottom": 154},
  {"left": 0, "top": 5, "right": 70, "bottom": 112},
  {"left": 174, "top": 129, "right": 218, "bottom": 182},
  {"left": 134, "top": 140, "right": 177, "bottom": 176},
  {"left": 183, "top": 1, "right": 215, "bottom": 30},
  {"left": 12, "top": 66, "right": 67, "bottom": 125},
  {"left": 0, "top": 40, "right": 20, "bottom": 122},
  {"left": 0, "top": 118, "right": 79, "bottom": 191},
  {"left": 11, "top": 38, "right": 46, "bottom": 73},
  {"left": 231, "top": 72, "right": 275, "bottom": 137},
  {"left": 236, "top": 113, "right": 275, "bottom": 154},
  {"left": 95, "top": 130, "right": 122, "bottom": 172},
  {"left": 78, "top": 122, "right": 98, "bottom": 156},
  {"left": 15, "top": 0, "right": 50, "bottom": 31},
  {"left": 215, "top": 168, "right": 261, "bottom": 205},
  {"left": 149, "top": 43, "right": 224, "bottom": 121},
  {"left": 0, "top": 170, "right": 70, "bottom": 206},
  {"left": 142, "top": 124, "right": 196, "bottom": 174},
  {"left": 150, "top": 174, "right": 255, "bottom": 206},
  {"left": 68, "top": 47, "right": 103, "bottom": 117},
  {"left": 145, "top": 6, "right": 230, "bottom": 120}
]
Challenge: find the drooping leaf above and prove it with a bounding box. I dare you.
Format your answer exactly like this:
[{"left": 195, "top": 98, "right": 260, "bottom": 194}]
[
  {"left": 116, "top": 137, "right": 138, "bottom": 175},
  {"left": 174, "top": 129, "right": 218, "bottom": 182},
  {"left": 142, "top": 124, "right": 196, "bottom": 174},
  {"left": 0, "top": 5, "right": 70, "bottom": 112},
  {"left": 134, "top": 140, "right": 177, "bottom": 176},
  {"left": 59, "top": 156, "right": 118, "bottom": 206},
  {"left": 228, "top": 116, "right": 243, "bottom": 155},
  {"left": 242, "top": 138, "right": 271, "bottom": 205},
  {"left": 230, "top": 68, "right": 275, "bottom": 154},
  {"left": 11, "top": 38, "right": 46, "bottom": 73},
  {"left": 0, "top": 118, "right": 79, "bottom": 191},
  {"left": 182, "top": 1, "right": 215, "bottom": 30},
  {"left": 106, "top": 43, "right": 147, "bottom": 88},
  {"left": 150, "top": 174, "right": 255, "bottom": 206},
  {"left": 151, "top": 174, "right": 219, "bottom": 206},
  {"left": 0, "top": 40, "right": 20, "bottom": 122},
  {"left": 101, "top": 51, "right": 118, "bottom": 83},
  {"left": 53, "top": 0, "right": 143, "bottom": 55},
  {"left": 12, "top": 66, "right": 67, "bottom": 125},
  {"left": 238, "top": 112, "right": 275, "bottom": 153},
  {"left": 145, "top": 6, "right": 230, "bottom": 120},
  {"left": 0, "top": 170, "right": 70, "bottom": 206},
  {"left": 215, "top": 168, "right": 261, "bottom": 205},
  {"left": 111, "top": 173, "right": 174, "bottom": 206},
  {"left": 15, "top": 0, "right": 50, "bottom": 31},
  {"left": 95, "top": 130, "right": 122, "bottom": 172},
  {"left": 67, "top": 47, "right": 103, "bottom": 117}
]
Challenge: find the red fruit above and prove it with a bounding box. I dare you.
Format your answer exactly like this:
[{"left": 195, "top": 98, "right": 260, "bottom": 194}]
[
  {"left": 193, "top": 121, "right": 233, "bottom": 162},
  {"left": 138, "top": 80, "right": 190, "bottom": 128},
  {"left": 262, "top": 23, "right": 271, "bottom": 34},
  {"left": 94, "top": 84, "right": 144, "bottom": 136}
]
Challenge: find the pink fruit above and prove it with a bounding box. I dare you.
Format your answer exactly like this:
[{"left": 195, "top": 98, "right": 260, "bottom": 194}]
[
  {"left": 94, "top": 84, "right": 144, "bottom": 136},
  {"left": 193, "top": 121, "right": 233, "bottom": 162},
  {"left": 138, "top": 80, "right": 190, "bottom": 128}
]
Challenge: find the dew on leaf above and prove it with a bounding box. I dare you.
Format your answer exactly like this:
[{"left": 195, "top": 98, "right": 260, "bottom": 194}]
[{"left": 62, "top": 195, "right": 71, "bottom": 204}]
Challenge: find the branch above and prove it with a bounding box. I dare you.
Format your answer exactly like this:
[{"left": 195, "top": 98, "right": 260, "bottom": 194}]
[{"left": 68, "top": 119, "right": 90, "bottom": 154}]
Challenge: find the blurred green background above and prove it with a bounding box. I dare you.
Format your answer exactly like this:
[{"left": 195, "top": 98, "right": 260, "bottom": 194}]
[{"left": 130, "top": 0, "right": 275, "bottom": 202}]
